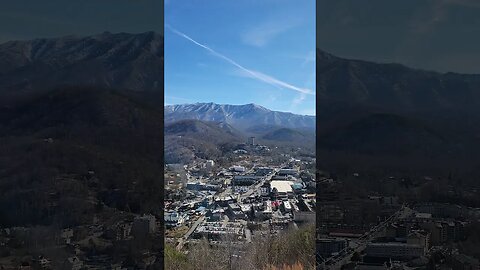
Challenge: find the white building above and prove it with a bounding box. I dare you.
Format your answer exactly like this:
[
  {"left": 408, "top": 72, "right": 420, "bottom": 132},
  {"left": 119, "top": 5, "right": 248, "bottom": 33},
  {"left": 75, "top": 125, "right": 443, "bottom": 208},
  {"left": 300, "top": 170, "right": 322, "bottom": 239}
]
[
  {"left": 230, "top": 165, "right": 246, "bottom": 172},
  {"left": 205, "top": 160, "right": 215, "bottom": 169},
  {"left": 282, "top": 201, "right": 292, "bottom": 213},
  {"left": 165, "top": 211, "right": 186, "bottom": 227},
  {"left": 263, "top": 200, "right": 273, "bottom": 218},
  {"left": 271, "top": 180, "right": 294, "bottom": 198}
]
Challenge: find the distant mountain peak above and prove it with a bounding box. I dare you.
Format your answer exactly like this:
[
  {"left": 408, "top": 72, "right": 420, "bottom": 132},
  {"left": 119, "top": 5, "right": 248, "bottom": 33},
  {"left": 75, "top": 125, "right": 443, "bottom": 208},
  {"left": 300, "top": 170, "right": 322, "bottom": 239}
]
[
  {"left": 0, "top": 31, "right": 164, "bottom": 94},
  {"left": 317, "top": 47, "right": 480, "bottom": 111},
  {"left": 164, "top": 102, "right": 315, "bottom": 131},
  {"left": 245, "top": 103, "right": 268, "bottom": 110},
  {"left": 317, "top": 49, "right": 338, "bottom": 61}
]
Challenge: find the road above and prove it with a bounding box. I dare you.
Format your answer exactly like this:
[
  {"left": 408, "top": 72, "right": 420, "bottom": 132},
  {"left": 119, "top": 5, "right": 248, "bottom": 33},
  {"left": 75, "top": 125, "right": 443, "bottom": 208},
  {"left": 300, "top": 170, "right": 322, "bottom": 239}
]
[
  {"left": 239, "top": 165, "right": 284, "bottom": 201},
  {"left": 240, "top": 176, "right": 266, "bottom": 200},
  {"left": 177, "top": 215, "right": 205, "bottom": 250},
  {"left": 319, "top": 204, "right": 413, "bottom": 269},
  {"left": 245, "top": 228, "right": 252, "bottom": 243}
]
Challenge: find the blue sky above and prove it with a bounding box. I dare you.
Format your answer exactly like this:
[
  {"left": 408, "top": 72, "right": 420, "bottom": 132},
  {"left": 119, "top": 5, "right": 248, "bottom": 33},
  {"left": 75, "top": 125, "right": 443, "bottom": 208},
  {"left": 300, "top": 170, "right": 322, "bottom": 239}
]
[
  {"left": 0, "top": 0, "right": 162, "bottom": 43},
  {"left": 165, "top": 0, "right": 315, "bottom": 116},
  {"left": 318, "top": 0, "right": 480, "bottom": 74}
]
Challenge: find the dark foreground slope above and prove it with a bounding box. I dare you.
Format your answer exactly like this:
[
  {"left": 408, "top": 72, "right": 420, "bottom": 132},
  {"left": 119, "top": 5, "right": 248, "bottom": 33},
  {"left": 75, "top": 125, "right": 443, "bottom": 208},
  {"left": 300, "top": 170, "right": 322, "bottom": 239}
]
[
  {"left": 0, "top": 32, "right": 166, "bottom": 268},
  {"left": 0, "top": 87, "right": 164, "bottom": 227},
  {"left": 165, "top": 225, "right": 315, "bottom": 270},
  {"left": 164, "top": 119, "right": 244, "bottom": 164}
]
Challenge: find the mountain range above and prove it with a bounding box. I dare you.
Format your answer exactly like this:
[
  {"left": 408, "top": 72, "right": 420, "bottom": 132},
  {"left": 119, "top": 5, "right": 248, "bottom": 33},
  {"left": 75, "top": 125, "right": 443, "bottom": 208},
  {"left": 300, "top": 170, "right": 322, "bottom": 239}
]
[
  {"left": 317, "top": 49, "right": 480, "bottom": 112},
  {"left": 0, "top": 32, "right": 165, "bottom": 227},
  {"left": 1, "top": 32, "right": 480, "bottom": 182},
  {"left": 164, "top": 102, "right": 315, "bottom": 131},
  {"left": 0, "top": 31, "right": 163, "bottom": 99},
  {"left": 163, "top": 103, "right": 316, "bottom": 163},
  {"left": 316, "top": 49, "right": 480, "bottom": 179},
  {"left": 164, "top": 119, "right": 243, "bottom": 164}
]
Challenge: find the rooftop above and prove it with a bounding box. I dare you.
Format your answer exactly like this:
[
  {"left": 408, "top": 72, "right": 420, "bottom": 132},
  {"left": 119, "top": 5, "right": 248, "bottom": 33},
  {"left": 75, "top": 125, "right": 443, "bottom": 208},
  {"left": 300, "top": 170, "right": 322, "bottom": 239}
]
[{"left": 271, "top": 180, "right": 293, "bottom": 193}]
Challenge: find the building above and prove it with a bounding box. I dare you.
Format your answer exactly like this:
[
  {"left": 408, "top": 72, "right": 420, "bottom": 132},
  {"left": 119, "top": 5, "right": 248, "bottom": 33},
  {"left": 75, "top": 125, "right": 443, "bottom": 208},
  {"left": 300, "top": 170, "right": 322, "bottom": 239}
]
[
  {"left": 271, "top": 175, "right": 289, "bottom": 180},
  {"left": 233, "top": 175, "right": 261, "bottom": 186},
  {"left": 420, "top": 222, "right": 447, "bottom": 245},
  {"left": 206, "top": 209, "right": 225, "bottom": 222},
  {"left": 292, "top": 182, "right": 305, "bottom": 192},
  {"left": 132, "top": 214, "right": 156, "bottom": 239},
  {"left": 354, "top": 264, "right": 388, "bottom": 270},
  {"left": 206, "top": 159, "right": 215, "bottom": 167},
  {"left": 256, "top": 167, "right": 274, "bottom": 176},
  {"left": 187, "top": 182, "right": 221, "bottom": 191},
  {"left": 115, "top": 222, "right": 132, "bottom": 240},
  {"left": 233, "top": 149, "right": 248, "bottom": 154},
  {"left": 227, "top": 203, "right": 247, "bottom": 220},
  {"left": 33, "top": 256, "right": 52, "bottom": 269},
  {"left": 407, "top": 230, "right": 430, "bottom": 252},
  {"left": 317, "top": 186, "right": 339, "bottom": 201},
  {"left": 193, "top": 221, "right": 244, "bottom": 240},
  {"left": 450, "top": 254, "right": 480, "bottom": 270},
  {"left": 62, "top": 257, "right": 83, "bottom": 270},
  {"left": 414, "top": 202, "right": 466, "bottom": 219},
  {"left": 260, "top": 182, "right": 271, "bottom": 196},
  {"left": 293, "top": 211, "right": 315, "bottom": 223},
  {"left": 248, "top": 136, "right": 255, "bottom": 145},
  {"left": 281, "top": 201, "right": 292, "bottom": 213},
  {"left": 262, "top": 200, "right": 273, "bottom": 219},
  {"left": 215, "top": 195, "right": 236, "bottom": 207},
  {"left": 318, "top": 204, "right": 344, "bottom": 222},
  {"left": 270, "top": 215, "right": 291, "bottom": 230},
  {"left": 255, "top": 145, "right": 270, "bottom": 152},
  {"left": 317, "top": 238, "right": 348, "bottom": 257},
  {"left": 165, "top": 211, "right": 186, "bottom": 228},
  {"left": 270, "top": 180, "right": 294, "bottom": 198},
  {"left": 233, "top": 185, "right": 249, "bottom": 193},
  {"left": 381, "top": 196, "right": 400, "bottom": 206},
  {"left": 230, "top": 165, "right": 246, "bottom": 173},
  {"left": 277, "top": 168, "right": 299, "bottom": 177},
  {"left": 186, "top": 182, "right": 202, "bottom": 190},
  {"left": 61, "top": 228, "right": 74, "bottom": 244},
  {"left": 166, "top": 163, "right": 186, "bottom": 172},
  {"left": 365, "top": 242, "right": 424, "bottom": 259},
  {"left": 386, "top": 223, "right": 408, "bottom": 239},
  {"left": 414, "top": 212, "right": 433, "bottom": 219}
]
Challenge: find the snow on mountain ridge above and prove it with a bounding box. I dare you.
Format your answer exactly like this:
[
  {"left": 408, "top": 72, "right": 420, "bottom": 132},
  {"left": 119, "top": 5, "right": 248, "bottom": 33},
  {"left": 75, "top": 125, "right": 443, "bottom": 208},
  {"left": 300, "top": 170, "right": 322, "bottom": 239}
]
[{"left": 164, "top": 102, "right": 315, "bottom": 131}]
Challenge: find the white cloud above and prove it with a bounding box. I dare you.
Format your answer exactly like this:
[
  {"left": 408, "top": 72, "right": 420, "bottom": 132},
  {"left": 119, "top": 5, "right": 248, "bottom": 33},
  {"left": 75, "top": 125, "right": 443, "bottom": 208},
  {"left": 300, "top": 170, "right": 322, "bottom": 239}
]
[
  {"left": 414, "top": 0, "right": 480, "bottom": 33},
  {"left": 300, "top": 108, "right": 316, "bottom": 116},
  {"left": 444, "top": 0, "right": 480, "bottom": 8},
  {"left": 301, "top": 50, "right": 316, "bottom": 67},
  {"left": 165, "top": 95, "right": 193, "bottom": 104},
  {"left": 292, "top": 92, "right": 307, "bottom": 105},
  {"left": 167, "top": 25, "right": 313, "bottom": 96},
  {"left": 197, "top": 62, "right": 208, "bottom": 68},
  {"left": 241, "top": 18, "right": 301, "bottom": 47}
]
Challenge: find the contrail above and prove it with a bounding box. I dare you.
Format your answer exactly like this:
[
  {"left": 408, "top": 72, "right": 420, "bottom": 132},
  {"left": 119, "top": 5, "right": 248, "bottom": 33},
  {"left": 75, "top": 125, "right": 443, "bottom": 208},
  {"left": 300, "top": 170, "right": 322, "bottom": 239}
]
[{"left": 166, "top": 24, "right": 313, "bottom": 95}]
